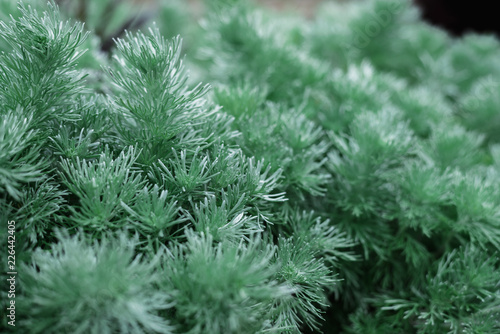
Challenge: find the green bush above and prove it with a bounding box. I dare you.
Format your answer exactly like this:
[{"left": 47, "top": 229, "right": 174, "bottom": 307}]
[{"left": 1, "top": 0, "right": 500, "bottom": 333}]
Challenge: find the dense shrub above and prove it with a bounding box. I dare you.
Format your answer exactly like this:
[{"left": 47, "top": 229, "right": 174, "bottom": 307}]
[{"left": 1, "top": 0, "right": 499, "bottom": 333}]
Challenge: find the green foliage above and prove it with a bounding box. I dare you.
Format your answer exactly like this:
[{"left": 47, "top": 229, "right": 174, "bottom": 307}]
[
  {"left": 0, "top": 2, "right": 87, "bottom": 124},
  {"left": 350, "top": 246, "right": 500, "bottom": 334},
  {"left": 2, "top": 0, "right": 500, "bottom": 333},
  {"left": 328, "top": 108, "right": 414, "bottom": 218},
  {"left": 458, "top": 77, "right": 500, "bottom": 143},
  {"left": 214, "top": 85, "right": 330, "bottom": 198},
  {"left": 108, "top": 28, "right": 212, "bottom": 166},
  {"left": 6, "top": 178, "right": 66, "bottom": 243},
  {"left": 0, "top": 111, "right": 45, "bottom": 199},
  {"left": 121, "top": 184, "right": 184, "bottom": 242},
  {"left": 59, "top": 146, "right": 145, "bottom": 230},
  {"left": 20, "top": 230, "right": 173, "bottom": 334},
  {"left": 274, "top": 236, "right": 337, "bottom": 332},
  {"left": 163, "top": 231, "right": 291, "bottom": 334},
  {"left": 198, "top": 0, "right": 327, "bottom": 105},
  {"left": 186, "top": 196, "right": 261, "bottom": 243}
]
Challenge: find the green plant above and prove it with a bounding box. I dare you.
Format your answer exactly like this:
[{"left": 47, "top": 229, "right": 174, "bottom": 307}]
[{"left": 2, "top": 0, "right": 500, "bottom": 333}]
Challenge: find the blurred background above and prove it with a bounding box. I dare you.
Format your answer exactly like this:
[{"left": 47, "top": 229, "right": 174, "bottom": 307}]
[
  {"left": 45, "top": 0, "right": 500, "bottom": 52},
  {"left": 2, "top": 0, "right": 499, "bottom": 56}
]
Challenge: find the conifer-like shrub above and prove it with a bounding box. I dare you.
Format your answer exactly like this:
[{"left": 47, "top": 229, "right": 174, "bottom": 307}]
[{"left": 1, "top": 0, "right": 500, "bottom": 333}]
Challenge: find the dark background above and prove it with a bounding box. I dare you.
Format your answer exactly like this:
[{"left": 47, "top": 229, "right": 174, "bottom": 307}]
[{"left": 416, "top": 0, "right": 500, "bottom": 37}]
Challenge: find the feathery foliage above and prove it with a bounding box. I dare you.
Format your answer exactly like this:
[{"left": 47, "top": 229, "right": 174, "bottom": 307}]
[{"left": 2, "top": 0, "right": 500, "bottom": 333}]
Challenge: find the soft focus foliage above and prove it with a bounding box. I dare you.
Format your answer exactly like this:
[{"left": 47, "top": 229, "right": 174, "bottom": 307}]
[{"left": 1, "top": 0, "right": 500, "bottom": 333}]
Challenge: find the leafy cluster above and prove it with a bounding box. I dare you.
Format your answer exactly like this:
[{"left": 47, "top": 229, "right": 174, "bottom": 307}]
[{"left": 1, "top": 0, "right": 500, "bottom": 333}]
